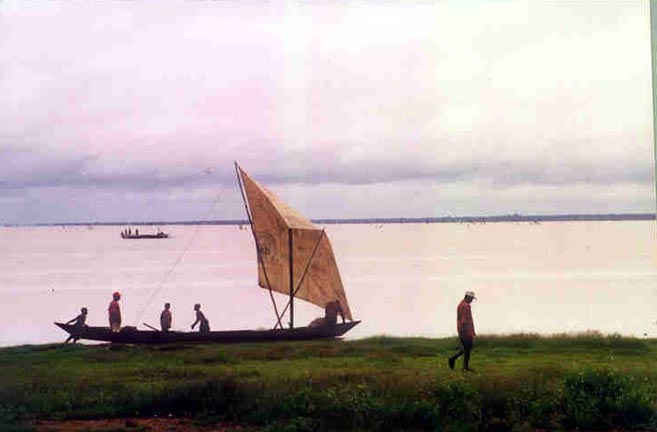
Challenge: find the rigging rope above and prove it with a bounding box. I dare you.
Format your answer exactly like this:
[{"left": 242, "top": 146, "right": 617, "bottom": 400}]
[{"left": 134, "top": 192, "right": 223, "bottom": 324}]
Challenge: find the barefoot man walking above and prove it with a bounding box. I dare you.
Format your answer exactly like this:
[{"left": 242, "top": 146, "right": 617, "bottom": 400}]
[{"left": 448, "top": 291, "right": 476, "bottom": 371}]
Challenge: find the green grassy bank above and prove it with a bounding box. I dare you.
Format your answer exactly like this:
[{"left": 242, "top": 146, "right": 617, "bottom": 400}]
[{"left": 1, "top": 334, "right": 656, "bottom": 431}]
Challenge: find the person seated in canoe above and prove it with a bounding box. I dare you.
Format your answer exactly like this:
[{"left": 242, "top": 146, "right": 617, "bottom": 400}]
[
  {"left": 108, "top": 291, "right": 122, "bottom": 333},
  {"left": 64, "top": 307, "right": 88, "bottom": 343},
  {"left": 191, "top": 303, "right": 210, "bottom": 333},
  {"left": 160, "top": 302, "right": 172, "bottom": 332},
  {"left": 309, "top": 299, "right": 346, "bottom": 328}
]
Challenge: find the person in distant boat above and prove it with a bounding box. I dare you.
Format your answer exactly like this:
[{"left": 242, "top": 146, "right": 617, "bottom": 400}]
[
  {"left": 309, "top": 299, "right": 346, "bottom": 328},
  {"left": 108, "top": 291, "right": 122, "bottom": 333},
  {"left": 160, "top": 303, "right": 172, "bottom": 332},
  {"left": 65, "top": 307, "right": 88, "bottom": 343},
  {"left": 448, "top": 291, "right": 476, "bottom": 372},
  {"left": 135, "top": 228, "right": 139, "bottom": 236},
  {"left": 191, "top": 303, "right": 210, "bottom": 333}
]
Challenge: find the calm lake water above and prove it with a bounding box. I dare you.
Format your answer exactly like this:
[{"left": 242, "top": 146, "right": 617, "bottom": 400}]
[{"left": 1, "top": 221, "right": 656, "bottom": 346}]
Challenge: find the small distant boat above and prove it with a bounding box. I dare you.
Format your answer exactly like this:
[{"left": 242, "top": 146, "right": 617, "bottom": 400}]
[
  {"left": 58, "top": 162, "right": 359, "bottom": 344},
  {"left": 120, "top": 230, "right": 169, "bottom": 239}
]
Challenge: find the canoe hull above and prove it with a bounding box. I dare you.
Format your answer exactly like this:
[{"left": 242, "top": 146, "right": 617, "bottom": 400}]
[{"left": 55, "top": 321, "right": 360, "bottom": 344}]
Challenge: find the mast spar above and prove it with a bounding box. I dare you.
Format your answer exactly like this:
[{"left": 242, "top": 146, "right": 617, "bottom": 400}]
[{"left": 234, "top": 162, "right": 284, "bottom": 329}]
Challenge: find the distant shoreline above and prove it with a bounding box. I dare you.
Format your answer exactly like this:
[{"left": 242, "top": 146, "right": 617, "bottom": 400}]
[{"left": 4, "top": 213, "right": 655, "bottom": 227}]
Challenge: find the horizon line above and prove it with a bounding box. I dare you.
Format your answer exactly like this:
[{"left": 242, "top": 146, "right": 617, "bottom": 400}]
[{"left": 4, "top": 212, "right": 656, "bottom": 227}]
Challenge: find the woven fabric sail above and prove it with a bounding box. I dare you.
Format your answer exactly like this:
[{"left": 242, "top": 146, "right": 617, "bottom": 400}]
[{"left": 238, "top": 167, "right": 353, "bottom": 320}]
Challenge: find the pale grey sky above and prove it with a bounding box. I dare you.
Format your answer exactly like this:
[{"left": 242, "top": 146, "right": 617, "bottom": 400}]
[{"left": 1, "top": 1, "right": 654, "bottom": 224}]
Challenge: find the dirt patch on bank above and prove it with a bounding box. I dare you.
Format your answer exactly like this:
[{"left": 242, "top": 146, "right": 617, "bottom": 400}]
[{"left": 34, "top": 417, "right": 260, "bottom": 432}]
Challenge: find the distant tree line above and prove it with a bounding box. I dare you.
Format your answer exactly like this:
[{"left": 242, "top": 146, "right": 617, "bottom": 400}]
[{"left": 16, "top": 213, "right": 656, "bottom": 228}]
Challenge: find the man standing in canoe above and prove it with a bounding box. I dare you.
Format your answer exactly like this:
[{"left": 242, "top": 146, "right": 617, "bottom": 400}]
[
  {"left": 108, "top": 291, "right": 122, "bottom": 333},
  {"left": 448, "top": 291, "right": 476, "bottom": 371},
  {"left": 160, "top": 303, "right": 172, "bottom": 332}
]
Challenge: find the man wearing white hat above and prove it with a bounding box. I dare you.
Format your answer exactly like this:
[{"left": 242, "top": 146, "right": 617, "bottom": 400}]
[{"left": 448, "top": 291, "right": 476, "bottom": 371}]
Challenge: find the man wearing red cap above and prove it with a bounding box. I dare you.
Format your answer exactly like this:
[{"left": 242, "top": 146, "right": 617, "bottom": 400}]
[
  {"left": 448, "top": 291, "right": 476, "bottom": 371},
  {"left": 108, "top": 292, "right": 122, "bottom": 332}
]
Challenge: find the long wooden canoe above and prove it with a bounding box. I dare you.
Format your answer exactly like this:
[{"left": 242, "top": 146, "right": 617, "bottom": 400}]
[{"left": 55, "top": 321, "right": 360, "bottom": 344}]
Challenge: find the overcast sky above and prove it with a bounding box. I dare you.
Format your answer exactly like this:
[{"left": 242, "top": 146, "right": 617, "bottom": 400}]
[{"left": 1, "top": 1, "right": 654, "bottom": 224}]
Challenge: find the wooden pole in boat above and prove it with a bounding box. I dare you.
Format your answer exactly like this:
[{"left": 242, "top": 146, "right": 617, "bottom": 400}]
[
  {"left": 289, "top": 228, "right": 294, "bottom": 329},
  {"left": 142, "top": 322, "right": 159, "bottom": 331}
]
